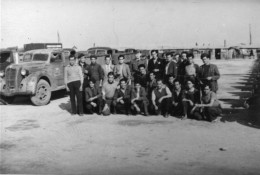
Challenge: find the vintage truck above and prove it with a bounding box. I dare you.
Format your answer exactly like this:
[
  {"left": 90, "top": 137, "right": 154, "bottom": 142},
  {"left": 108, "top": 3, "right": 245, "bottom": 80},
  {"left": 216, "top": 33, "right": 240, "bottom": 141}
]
[
  {"left": 77, "top": 47, "right": 136, "bottom": 65},
  {"left": 0, "top": 49, "right": 20, "bottom": 72},
  {"left": 0, "top": 49, "right": 69, "bottom": 105}
]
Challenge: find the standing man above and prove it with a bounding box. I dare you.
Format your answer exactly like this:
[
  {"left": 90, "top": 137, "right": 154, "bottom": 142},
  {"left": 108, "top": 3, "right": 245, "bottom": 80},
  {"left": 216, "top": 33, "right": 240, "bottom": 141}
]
[
  {"left": 130, "top": 50, "right": 147, "bottom": 76},
  {"left": 178, "top": 51, "right": 189, "bottom": 84},
  {"left": 113, "top": 79, "right": 132, "bottom": 115},
  {"left": 148, "top": 50, "right": 164, "bottom": 79},
  {"left": 64, "top": 55, "right": 84, "bottom": 116},
  {"left": 85, "top": 79, "right": 102, "bottom": 115},
  {"left": 114, "top": 55, "right": 131, "bottom": 84},
  {"left": 78, "top": 53, "right": 89, "bottom": 88},
  {"left": 199, "top": 53, "right": 220, "bottom": 93},
  {"left": 171, "top": 79, "right": 185, "bottom": 117},
  {"left": 88, "top": 56, "right": 104, "bottom": 88},
  {"left": 184, "top": 53, "right": 200, "bottom": 89},
  {"left": 164, "top": 52, "right": 178, "bottom": 82},
  {"left": 102, "top": 72, "right": 118, "bottom": 115},
  {"left": 101, "top": 55, "right": 114, "bottom": 83},
  {"left": 151, "top": 79, "right": 172, "bottom": 118}
]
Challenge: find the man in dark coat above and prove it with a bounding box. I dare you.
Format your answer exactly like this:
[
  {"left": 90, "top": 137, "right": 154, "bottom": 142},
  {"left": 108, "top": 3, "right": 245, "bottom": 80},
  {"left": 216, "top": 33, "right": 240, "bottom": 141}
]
[
  {"left": 133, "top": 64, "right": 149, "bottom": 89},
  {"left": 164, "top": 52, "right": 178, "bottom": 82},
  {"left": 113, "top": 78, "right": 132, "bottom": 115},
  {"left": 87, "top": 56, "right": 104, "bottom": 88},
  {"left": 148, "top": 50, "right": 164, "bottom": 79},
  {"left": 199, "top": 53, "right": 220, "bottom": 93}
]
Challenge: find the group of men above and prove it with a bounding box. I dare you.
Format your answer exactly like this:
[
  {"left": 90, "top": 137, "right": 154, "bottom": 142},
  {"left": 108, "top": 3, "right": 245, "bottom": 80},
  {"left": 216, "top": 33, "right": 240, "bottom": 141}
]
[{"left": 64, "top": 49, "right": 221, "bottom": 121}]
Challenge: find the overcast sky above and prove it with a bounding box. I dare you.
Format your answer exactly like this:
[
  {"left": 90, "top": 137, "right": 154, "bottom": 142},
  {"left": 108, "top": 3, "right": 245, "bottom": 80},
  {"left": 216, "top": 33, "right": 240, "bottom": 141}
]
[{"left": 1, "top": 0, "right": 260, "bottom": 50}]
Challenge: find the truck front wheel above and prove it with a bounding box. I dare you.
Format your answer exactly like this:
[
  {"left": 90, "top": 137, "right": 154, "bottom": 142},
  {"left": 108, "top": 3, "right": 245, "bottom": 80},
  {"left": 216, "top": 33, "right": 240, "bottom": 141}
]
[{"left": 30, "top": 80, "right": 51, "bottom": 106}]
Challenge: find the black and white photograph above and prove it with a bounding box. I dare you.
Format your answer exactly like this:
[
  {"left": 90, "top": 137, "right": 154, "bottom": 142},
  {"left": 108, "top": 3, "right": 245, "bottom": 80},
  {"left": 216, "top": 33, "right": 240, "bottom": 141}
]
[{"left": 0, "top": 0, "right": 260, "bottom": 174}]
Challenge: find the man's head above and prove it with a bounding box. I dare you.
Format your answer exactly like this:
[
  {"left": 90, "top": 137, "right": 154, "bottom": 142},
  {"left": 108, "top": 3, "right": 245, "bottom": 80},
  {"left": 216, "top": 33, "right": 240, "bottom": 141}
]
[
  {"left": 156, "top": 79, "right": 163, "bottom": 89},
  {"left": 186, "top": 79, "right": 194, "bottom": 89},
  {"left": 78, "top": 53, "right": 86, "bottom": 63},
  {"left": 105, "top": 55, "right": 111, "bottom": 65},
  {"left": 89, "top": 79, "right": 96, "bottom": 88},
  {"left": 135, "top": 50, "right": 142, "bottom": 59},
  {"left": 175, "top": 53, "right": 180, "bottom": 62},
  {"left": 201, "top": 53, "right": 210, "bottom": 65},
  {"left": 134, "top": 81, "right": 141, "bottom": 90},
  {"left": 120, "top": 78, "right": 127, "bottom": 89},
  {"left": 181, "top": 52, "right": 188, "bottom": 60},
  {"left": 168, "top": 74, "right": 175, "bottom": 84},
  {"left": 90, "top": 56, "right": 97, "bottom": 64},
  {"left": 151, "top": 50, "right": 158, "bottom": 59},
  {"left": 187, "top": 53, "right": 194, "bottom": 65},
  {"left": 69, "top": 55, "right": 76, "bottom": 66},
  {"left": 166, "top": 53, "right": 173, "bottom": 62},
  {"left": 138, "top": 64, "right": 146, "bottom": 75},
  {"left": 118, "top": 55, "right": 125, "bottom": 64},
  {"left": 149, "top": 72, "right": 155, "bottom": 80},
  {"left": 174, "top": 79, "right": 181, "bottom": 90},
  {"left": 107, "top": 72, "right": 115, "bottom": 83},
  {"left": 202, "top": 83, "right": 211, "bottom": 95}
]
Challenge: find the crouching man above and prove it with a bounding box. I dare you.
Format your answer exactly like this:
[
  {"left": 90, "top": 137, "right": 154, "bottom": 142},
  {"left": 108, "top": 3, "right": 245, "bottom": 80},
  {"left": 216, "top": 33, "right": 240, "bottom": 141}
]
[
  {"left": 85, "top": 79, "right": 102, "bottom": 114},
  {"left": 131, "top": 81, "right": 149, "bottom": 116},
  {"left": 113, "top": 78, "right": 132, "bottom": 115},
  {"left": 151, "top": 79, "right": 172, "bottom": 118}
]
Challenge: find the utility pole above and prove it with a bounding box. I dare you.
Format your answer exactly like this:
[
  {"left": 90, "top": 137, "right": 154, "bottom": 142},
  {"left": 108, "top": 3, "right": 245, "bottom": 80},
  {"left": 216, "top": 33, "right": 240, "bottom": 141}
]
[
  {"left": 224, "top": 40, "right": 226, "bottom": 47},
  {"left": 249, "top": 24, "right": 252, "bottom": 45}
]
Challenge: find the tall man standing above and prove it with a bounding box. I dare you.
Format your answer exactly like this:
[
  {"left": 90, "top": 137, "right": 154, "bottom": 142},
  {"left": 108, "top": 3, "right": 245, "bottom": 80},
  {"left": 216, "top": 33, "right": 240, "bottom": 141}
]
[
  {"left": 101, "top": 55, "right": 114, "bottom": 83},
  {"left": 148, "top": 50, "right": 164, "bottom": 79},
  {"left": 199, "top": 53, "right": 220, "bottom": 93},
  {"left": 164, "top": 52, "right": 178, "bottom": 82},
  {"left": 88, "top": 56, "right": 104, "bottom": 88},
  {"left": 114, "top": 55, "right": 131, "bottom": 84},
  {"left": 64, "top": 55, "right": 84, "bottom": 116}
]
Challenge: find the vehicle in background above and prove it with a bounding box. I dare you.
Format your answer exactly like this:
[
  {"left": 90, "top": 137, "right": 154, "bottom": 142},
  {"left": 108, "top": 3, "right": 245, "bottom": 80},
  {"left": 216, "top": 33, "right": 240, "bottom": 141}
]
[
  {"left": 0, "top": 49, "right": 69, "bottom": 105},
  {"left": 78, "top": 47, "right": 136, "bottom": 66},
  {"left": 24, "top": 43, "right": 62, "bottom": 52}
]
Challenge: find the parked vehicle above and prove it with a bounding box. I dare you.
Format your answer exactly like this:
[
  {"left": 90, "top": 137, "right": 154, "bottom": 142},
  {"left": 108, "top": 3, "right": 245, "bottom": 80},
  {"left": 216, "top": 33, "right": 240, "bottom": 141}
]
[
  {"left": 78, "top": 47, "right": 136, "bottom": 65},
  {"left": 0, "top": 49, "right": 20, "bottom": 72},
  {"left": 0, "top": 49, "right": 69, "bottom": 105}
]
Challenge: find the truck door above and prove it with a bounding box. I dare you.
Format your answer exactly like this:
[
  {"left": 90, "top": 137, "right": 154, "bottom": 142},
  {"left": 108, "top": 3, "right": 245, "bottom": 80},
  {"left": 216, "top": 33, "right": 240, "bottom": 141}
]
[{"left": 49, "top": 52, "right": 64, "bottom": 87}]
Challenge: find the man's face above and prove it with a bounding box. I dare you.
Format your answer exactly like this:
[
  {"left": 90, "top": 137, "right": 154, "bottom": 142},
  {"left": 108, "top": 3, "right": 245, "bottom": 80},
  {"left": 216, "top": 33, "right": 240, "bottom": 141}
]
[
  {"left": 91, "top": 58, "right": 96, "bottom": 64},
  {"left": 119, "top": 57, "right": 124, "bottom": 64},
  {"left": 175, "top": 55, "right": 180, "bottom": 61},
  {"left": 135, "top": 53, "right": 141, "bottom": 59},
  {"left": 79, "top": 56, "right": 86, "bottom": 63},
  {"left": 203, "top": 86, "right": 210, "bottom": 95},
  {"left": 139, "top": 67, "right": 146, "bottom": 75},
  {"left": 157, "top": 80, "right": 163, "bottom": 89},
  {"left": 105, "top": 57, "right": 111, "bottom": 65},
  {"left": 202, "top": 57, "right": 210, "bottom": 65},
  {"left": 89, "top": 81, "right": 95, "bottom": 88},
  {"left": 69, "top": 57, "right": 75, "bottom": 65},
  {"left": 187, "top": 57, "right": 194, "bottom": 64},
  {"left": 174, "top": 81, "right": 181, "bottom": 90},
  {"left": 108, "top": 75, "right": 114, "bottom": 83},
  {"left": 151, "top": 51, "right": 158, "bottom": 59},
  {"left": 182, "top": 53, "right": 187, "bottom": 60},
  {"left": 135, "top": 83, "right": 141, "bottom": 89},
  {"left": 167, "top": 55, "right": 173, "bottom": 62},
  {"left": 150, "top": 73, "right": 155, "bottom": 80},
  {"left": 187, "top": 81, "right": 194, "bottom": 89},
  {"left": 120, "top": 81, "right": 126, "bottom": 89},
  {"left": 168, "top": 77, "right": 174, "bottom": 84}
]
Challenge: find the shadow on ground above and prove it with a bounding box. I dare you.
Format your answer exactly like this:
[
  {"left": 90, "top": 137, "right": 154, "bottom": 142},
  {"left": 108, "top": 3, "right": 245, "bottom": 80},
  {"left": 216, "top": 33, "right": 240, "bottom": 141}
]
[{"left": 219, "top": 58, "right": 260, "bottom": 129}]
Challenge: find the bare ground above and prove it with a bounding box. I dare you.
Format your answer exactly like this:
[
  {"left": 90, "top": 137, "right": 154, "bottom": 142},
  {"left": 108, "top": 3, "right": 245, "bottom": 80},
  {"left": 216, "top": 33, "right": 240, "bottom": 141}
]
[{"left": 0, "top": 59, "right": 260, "bottom": 175}]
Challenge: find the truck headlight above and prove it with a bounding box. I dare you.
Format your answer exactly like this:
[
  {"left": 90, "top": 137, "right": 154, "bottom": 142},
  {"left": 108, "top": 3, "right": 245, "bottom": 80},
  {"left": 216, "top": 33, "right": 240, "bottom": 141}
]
[
  {"left": 21, "top": 69, "right": 29, "bottom": 76},
  {"left": 0, "top": 71, "right": 4, "bottom": 77}
]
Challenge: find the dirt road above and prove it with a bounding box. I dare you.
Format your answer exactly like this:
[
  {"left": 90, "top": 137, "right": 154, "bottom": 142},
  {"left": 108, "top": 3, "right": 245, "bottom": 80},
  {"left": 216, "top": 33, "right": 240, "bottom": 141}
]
[{"left": 1, "top": 59, "right": 260, "bottom": 175}]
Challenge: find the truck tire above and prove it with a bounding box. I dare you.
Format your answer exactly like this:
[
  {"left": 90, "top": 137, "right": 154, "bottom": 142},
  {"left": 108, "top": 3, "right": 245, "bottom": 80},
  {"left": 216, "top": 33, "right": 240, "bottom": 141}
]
[
  {"left": 30, "top": 79, "right": 51, "bottom": 106},
  {"left": 0, "top": 96, "right": 15, "bottom": 105}
]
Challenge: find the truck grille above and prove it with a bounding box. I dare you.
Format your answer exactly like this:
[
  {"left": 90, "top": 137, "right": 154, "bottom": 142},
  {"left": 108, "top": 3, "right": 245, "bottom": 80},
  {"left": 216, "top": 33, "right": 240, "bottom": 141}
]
[{"left": 5, "top": 67, "right": 22, "bottom": 89}]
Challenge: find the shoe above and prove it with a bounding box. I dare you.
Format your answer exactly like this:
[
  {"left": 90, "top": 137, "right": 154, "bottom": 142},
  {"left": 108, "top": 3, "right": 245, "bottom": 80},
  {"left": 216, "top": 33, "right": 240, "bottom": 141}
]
[
  {"left": 144, "top": 113, "right": 149, "bottom": 116},
  {"left": 181, "top": 115, "right": 187, "bottom": 120},
  {"left": 164, "top": 113, "right": 169, "bottom": 118},
  {"left": 79, "top": 113, "right": 84, "bottom": 116}
]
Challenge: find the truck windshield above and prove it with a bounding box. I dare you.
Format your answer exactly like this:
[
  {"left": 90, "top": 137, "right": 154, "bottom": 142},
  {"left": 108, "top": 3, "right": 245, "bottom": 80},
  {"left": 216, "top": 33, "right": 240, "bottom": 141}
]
[
  {"left": 33, "top": 54, "right": 49, "bottom": 61},
  {"left": 0, "top": 52, "right": 13, "bottom": 63}
]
